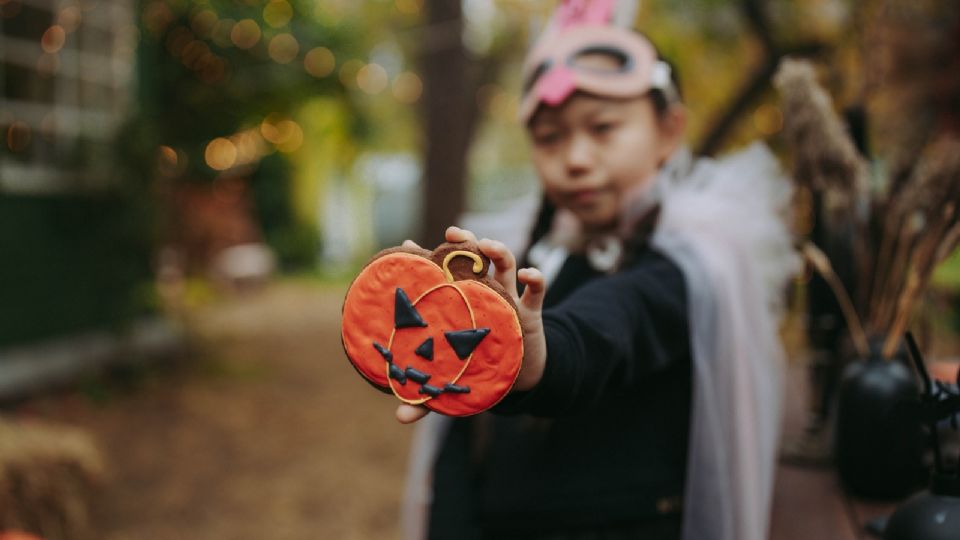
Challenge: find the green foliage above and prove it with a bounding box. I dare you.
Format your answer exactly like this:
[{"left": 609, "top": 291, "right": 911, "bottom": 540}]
[
  {"left": 266, "top": 222, "right": 321, "bottom": 272},
  {"left": 933, "top": 249, "right": 960, "bottom": 290},
  {"left": 0, "top": 94, "right": 163, "bottom": 347},
  {"left": 128, "top": 0, "right": 392, "bottom": 274},
  {"left": 136, "top": 0, "right": 367, "bottom": 181},
  {"left": 250, "top": 153, "right": 320, "bottom": 271}
]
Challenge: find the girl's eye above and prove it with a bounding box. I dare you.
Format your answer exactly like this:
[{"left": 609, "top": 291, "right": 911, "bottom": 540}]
[
  {"left": 591, "top": 122, "right": 616, "bottom": 135},
  {"left": 533, "top": 131, "right": 561, "bottom": 146}
]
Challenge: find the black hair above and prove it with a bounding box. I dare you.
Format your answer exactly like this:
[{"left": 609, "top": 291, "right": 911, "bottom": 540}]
[{"left": 520, "top": 194, "right": 557, "bottom": 269}]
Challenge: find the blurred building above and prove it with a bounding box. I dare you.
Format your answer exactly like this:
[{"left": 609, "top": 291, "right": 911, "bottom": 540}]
[
  {"left": 0, "top": 0, "right": 170, "bottom": 396},
  {"left": 1, "top": 0, "right": 135, "bottom": 193}
]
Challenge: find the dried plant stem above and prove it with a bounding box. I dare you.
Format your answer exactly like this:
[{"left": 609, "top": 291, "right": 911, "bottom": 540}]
[
  {"left": 778, "top": 56, "right": 960, "bottom": 362},
  {"left": 870, "top": 137, "right": 960, "bottom": 335},
  {"left": 867, "top": 213, "right": 900, "bottom": 325},
  {"left": 802, "top": 242, "right": 870, "bottom": 357},
  {"left": 883, "top": 270, "right": 921, "bottom": 358},
  {"left": 934, "top": 221, "right": 960, "bottom": 264},
  {"left": 871, "top": 224, "right": 916, "bottom": 333},
  {"left": 884, "top": 216, "right": 960, "bottom": 356}
]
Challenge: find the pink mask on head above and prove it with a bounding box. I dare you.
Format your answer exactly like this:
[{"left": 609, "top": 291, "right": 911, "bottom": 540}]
[{"left": 519, "top": 0, "right": 675, "bottom": 124}]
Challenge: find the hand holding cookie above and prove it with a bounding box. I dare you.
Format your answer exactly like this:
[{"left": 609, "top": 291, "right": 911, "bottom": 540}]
[{"left": 341, "top": 226, "right": 546, "bottom": 423}]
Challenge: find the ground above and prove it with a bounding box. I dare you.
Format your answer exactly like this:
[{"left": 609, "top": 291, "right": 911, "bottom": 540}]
[{"left": 12, "top": 282, "right": 411, "bottom": 540}]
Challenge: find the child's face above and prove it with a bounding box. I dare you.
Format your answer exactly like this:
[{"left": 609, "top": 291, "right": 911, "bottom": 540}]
[{"left": 527, "top": 92, "right": 682, "bottom": 232}]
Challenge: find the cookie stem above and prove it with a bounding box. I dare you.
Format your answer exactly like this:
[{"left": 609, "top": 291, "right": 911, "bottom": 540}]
[{"left": 442, "top": 250, "right": 484, "bottom": 282}]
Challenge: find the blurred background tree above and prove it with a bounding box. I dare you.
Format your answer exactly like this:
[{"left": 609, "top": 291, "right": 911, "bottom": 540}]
[
  {"left": 134, "top": 0, "right": 370, "bottom": 273},
  {"left": 4, "top": 0, "right": 957, "bottom": 347}
]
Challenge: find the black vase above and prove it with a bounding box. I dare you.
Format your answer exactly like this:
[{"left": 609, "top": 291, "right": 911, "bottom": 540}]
[
  {"left": 884, "top": 474, "right": 960, "bottom": 539},
  {"left": 834, "top": 356, "right": 926, "bottom": 498}
]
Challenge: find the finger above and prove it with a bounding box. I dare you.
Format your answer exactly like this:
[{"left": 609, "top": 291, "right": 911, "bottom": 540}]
[
  {"left": 396, "top": 404, "right": 430, "bottom": 424},
  {"left": 401, "top": 239, "right": 422, "bottom": 249},
  {"left": 445, "top": 226, "right": 478, "bottom": 244},
  {"left": 478, "top": 238, "right": 517, "bottom": 295},
  {"left": 517, "top": 267, "right": 546, "bottom": 313}
]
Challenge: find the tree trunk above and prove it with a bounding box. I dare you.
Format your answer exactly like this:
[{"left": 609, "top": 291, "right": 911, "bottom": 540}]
[{"left": 419, "top": 0, "right": 471, "bottom": 247}]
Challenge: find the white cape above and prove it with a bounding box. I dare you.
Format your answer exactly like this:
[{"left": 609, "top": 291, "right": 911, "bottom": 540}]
[
  {"left": 402, "top": 143, "right": 799, "bottom": 540},
  {"left": 653, "top": 143, "right": 798, "bottom": 540}
]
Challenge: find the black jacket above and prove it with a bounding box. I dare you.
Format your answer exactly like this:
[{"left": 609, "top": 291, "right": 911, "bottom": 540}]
[{"left": 428, "top": 247, "right": 692, "bottom": 539}]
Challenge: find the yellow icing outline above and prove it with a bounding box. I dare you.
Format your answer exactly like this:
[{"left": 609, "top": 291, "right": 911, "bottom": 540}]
[{"left": 386, "top": 282, "right": 478, "bottom": 405}]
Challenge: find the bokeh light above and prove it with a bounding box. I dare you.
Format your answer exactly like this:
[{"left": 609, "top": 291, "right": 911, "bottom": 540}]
[
  {"left": 753, "top": 103, "right": 783, "bottom": 136},
  {"left": 205, "top": 137, "right": 238, "bottom": 171},
  {"left": 357, "top": 63, "right": 389, "bottom": 95},
  {"left": 259, "top": 115, "right": 303, "bottom": 153},
  {"left": 274, "top": 120, "right": 303, "bottom": 153},
  {"left": 391, "top": 71, "right": 423, "bottom": 104},
  {"left": 263, "top": 0, "right": 293, "bottom": 28},
  {"left": 313, "top": 0, "right": 352, "bottom": 23},
  {"left": 395, "top": 0, "right": 423, "bottom": 15},
  {"left": 304, "top": 47, "right": 335, "bottom": 78},
  {"left": 58, "top": 6, "right": 82, "bottom": 33},
  {"left": 488, "top": 90, "right": 518, "bottom": 121},
  {"left": 158, "top": 145, "right": 178, "bottom": 165},
  {"left": 142, "top": 1, "right": 173, "bottom": 36},
  {"left": 268, "top": 33, "right": 299, "bottom": 64},
  {"left": 338, "top": 59, "right": 364, "bottom": 88},
  {"left": 211, "top": 18, "right": 235, "bottom": 47},
  {"left": 190, "top": 9, "right": 218, "bottom": 39},
  {"left": 7, "top": 121, "right": 32, "bottom": 152},
  {"left": 260, "top": 114, "right": 283, "bottom": 143},
  {"left": 230, "top": 128, "right": 268, "bottom": 165},
  {"left": 157, "top": 145, "right": 180, "bottom": 177},
  {"left": 230, "top": 18, "right": 261, "bottom": 49},
  {"left": 181, "top": 40, "right": 211, "bottom": 70},
  {"left": 41, "top": 25, "right": 66, "bottom": 53}
]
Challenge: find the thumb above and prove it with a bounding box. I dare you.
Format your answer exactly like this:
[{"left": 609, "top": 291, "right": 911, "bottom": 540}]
[{"left": 396, "top": 404, "right": 430, "bottom": 424}]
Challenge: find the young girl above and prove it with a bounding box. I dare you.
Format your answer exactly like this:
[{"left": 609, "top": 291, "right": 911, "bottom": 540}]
[{"left": 396, "top": 1, "right": 798, "bottom": 538}]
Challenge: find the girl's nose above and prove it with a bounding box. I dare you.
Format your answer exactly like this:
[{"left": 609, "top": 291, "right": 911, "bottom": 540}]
[{"left": 564, "top": 133, "right": 594, "bottom": 176}]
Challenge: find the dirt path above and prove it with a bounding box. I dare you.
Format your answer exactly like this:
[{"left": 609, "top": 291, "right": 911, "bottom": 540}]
[
  {"left": 15, "top": 281, "right": 960, "bottom": 539},
  {"left": 19, "top": 282, "right": 411, "bottom": 540}
]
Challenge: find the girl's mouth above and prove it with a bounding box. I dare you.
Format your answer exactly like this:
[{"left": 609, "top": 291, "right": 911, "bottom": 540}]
[{"left": 568, "top": 188, "right": 603, "bottom": 205}]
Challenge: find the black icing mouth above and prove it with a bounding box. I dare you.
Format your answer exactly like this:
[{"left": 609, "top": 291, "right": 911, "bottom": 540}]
[{"left": 375, "top": 286, "right": 490, "bottom": 399}]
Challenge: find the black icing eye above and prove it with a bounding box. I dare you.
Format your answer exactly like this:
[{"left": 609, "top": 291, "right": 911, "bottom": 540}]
[
  {"left": 444, "top": 328, "right": 491, "bottom": 360},
  {"left": 394, "top": 288, "right": 427, "bottom": 329},
  {"left": 415, "top": 337, "right": 434, "bottom": 361}
]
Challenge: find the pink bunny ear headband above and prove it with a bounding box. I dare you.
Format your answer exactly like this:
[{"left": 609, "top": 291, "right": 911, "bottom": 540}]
[{"left": 518, "top": 0, "right": 677, "bottom": 124}]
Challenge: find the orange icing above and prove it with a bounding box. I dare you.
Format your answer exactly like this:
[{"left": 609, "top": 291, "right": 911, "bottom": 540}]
[
  {"left": 428, "top": 279, "right": 524, "bottom": 416},
  {"left": 341, "top": 253, "right": 444, "bottom": 387}
]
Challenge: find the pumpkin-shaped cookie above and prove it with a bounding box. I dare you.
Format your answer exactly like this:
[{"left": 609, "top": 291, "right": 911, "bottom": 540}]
[{"left": 341, "top": 241, "right": 524, "bottom": 416}]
